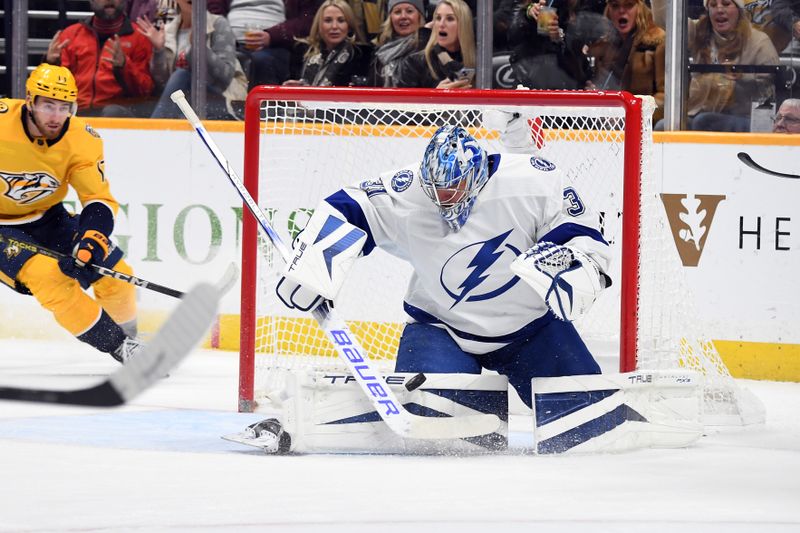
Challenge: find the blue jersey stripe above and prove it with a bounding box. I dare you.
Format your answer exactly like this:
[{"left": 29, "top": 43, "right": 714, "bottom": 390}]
[
  {"left": 324, "top": 190, "right": 377, "bottom": 255},
  {"left": 539, "top": 222, "right": 607, "bottom": 246},
  {"left": 403, "top": 302, "right": 555, "bottom": 345}
]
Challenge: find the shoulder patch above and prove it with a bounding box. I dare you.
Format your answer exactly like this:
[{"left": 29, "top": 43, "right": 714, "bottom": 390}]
[
  {"left": 390, "top": 170, "right": 414, "bottom": 192},
  {"left": 359, "top": 178, "right": 387, "bottom": 198},
  {"left": 530, "top": 156, "right": 556, "bottom": 172},
  {"left": 0, "top": 101, "right": 8, "bottom": 114},
  {"left": 85, "top": 123, "right": 101, "bottom": 138}
]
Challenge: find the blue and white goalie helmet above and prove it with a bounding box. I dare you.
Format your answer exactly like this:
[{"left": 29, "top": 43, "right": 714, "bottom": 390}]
[{"left": 420, "top": 126, "right": 489, "bottom": 231}]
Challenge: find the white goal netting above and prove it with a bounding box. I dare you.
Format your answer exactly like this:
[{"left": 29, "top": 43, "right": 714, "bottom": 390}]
[{"left": 239, "top": 88, "right": 763, "bottom": 426}]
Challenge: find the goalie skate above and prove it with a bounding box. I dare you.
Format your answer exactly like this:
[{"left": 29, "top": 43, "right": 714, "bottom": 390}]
[{"left": 222, "top": 418, "right": 292, "bottom": 454}]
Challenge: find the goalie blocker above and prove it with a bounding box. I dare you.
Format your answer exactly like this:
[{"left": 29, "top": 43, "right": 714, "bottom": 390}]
[{"left": 276, "top": 203, "right": 366, "bottom": 311}]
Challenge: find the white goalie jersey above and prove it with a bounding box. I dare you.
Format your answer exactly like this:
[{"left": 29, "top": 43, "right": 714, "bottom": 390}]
[{"left": 323, "top": 153, "right": 611, "bottom": 354}]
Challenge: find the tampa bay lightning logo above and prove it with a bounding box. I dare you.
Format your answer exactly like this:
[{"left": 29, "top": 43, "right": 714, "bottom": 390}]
[
  {"left": 440, "top": 229, "right": 522, "bottom": 309},
  {"left": 530, "top": 156, "right": 556, "bottom": 171},
  {"left": 391, "top": 170, "right": 413, "bottom": 192}
]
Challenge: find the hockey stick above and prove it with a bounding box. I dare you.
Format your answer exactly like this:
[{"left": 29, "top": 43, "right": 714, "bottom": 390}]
[
  {"left": 737, "top": 152, "right": 800, "bottom": 179},
  {"left": 170, "top": 90, "right": 502, "bottom": 440},
  {"left": 0, "top": 234, "right": 184, "bottom": 299},
  {"left": 0, "top": 264, "right": 237, "bottom": 406}
]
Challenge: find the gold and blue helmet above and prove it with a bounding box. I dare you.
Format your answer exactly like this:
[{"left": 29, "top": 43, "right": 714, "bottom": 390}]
[{"left": 26, "top": 63, "right": 78, "bottom": 113}]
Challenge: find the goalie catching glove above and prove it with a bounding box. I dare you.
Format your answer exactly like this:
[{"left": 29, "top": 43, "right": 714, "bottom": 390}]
[
  {"left": 276, "top": 205, "right": 366, "bottom": 312},
  {"left": 511, "top": 241, "right": 605, "bottom": 322}
]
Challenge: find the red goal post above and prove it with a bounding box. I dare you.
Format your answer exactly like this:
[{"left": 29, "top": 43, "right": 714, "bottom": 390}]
[{"left": 238, "top": 86, "right": 762, "bottom": 426}]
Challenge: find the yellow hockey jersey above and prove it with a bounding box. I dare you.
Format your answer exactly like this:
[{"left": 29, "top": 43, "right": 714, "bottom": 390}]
[{"left": 0, "top": 98, "right": 119, "bottom": 225}]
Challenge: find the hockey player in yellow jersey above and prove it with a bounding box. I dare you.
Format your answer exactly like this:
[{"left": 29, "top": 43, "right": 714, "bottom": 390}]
[{"left": 0, "top": 64, "right": 141, "bottom": 362}]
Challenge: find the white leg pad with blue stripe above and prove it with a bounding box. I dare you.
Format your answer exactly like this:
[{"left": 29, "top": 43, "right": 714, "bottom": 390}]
[
  {"left": 532, "top": 371, "right": 703, "bottom": 454},
  {"left": 255, "top": 371, "right": 509, "bottom": 454}
]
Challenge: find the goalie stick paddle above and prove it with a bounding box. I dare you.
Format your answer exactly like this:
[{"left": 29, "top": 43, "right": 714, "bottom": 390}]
[
  {"left": 0, "top": 273, "right": 228, "bottom": 406},
  {"left": 737, "top": 152, "right": 800, "bottom": 179},
  {"left": 170, "top": 89, "right": 502, "bottom": 440},
  {"left": 0, "top": 234, "right": 184, "bottom": 299}
]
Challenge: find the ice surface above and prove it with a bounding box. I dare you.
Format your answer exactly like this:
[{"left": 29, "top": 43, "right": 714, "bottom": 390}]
[{"left": 0, "top": 339, "right": 798, "bottom": 532}]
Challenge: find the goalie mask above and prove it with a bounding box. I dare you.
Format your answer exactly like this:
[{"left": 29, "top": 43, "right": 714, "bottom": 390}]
[{"left": 420, "top": 126, "right": 489, "bottom": 231}]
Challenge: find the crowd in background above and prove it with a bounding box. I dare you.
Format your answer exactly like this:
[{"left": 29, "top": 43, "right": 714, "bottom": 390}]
[{"left": 33, "top": 0, "right": 800, "bottom": 131}]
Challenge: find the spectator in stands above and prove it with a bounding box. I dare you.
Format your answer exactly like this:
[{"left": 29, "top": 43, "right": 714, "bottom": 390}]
[
  {"left": 234, "top": 0, "right": 326, "bottom": 88},
  {"left": 684, "top": 0, "right": 780, "bottom": 132},
  {"left": 369, "top": 0, "right": 430, "bottom": 86},
  {"left": 743, "top": 0, "right": 798, "bottom": 54},
  {"left": 587, "top": 0, "right": 666, "bottom": 121},
  {"left": 226, "top": 0, "right": 287, "bottom": 86},
  {"left": 350, "top": 0, "right": 389, "bottom": 42},
  {"left": 494, "top": 0, "right": 518, "bottom": 52},
  {"left": 769, "top": 0, "right": 800, "bottom": 54},
  {"left": 651, "top": 0, "right": 707, "bottom": 29},
  {"left": 126, "top": 0, "right": 161, "bottom": 23},
  {"left": 508, "top": 0, "right": 606, "bottom": 90},
  {"left": 44, "top": 0, "right": 154, "bottom": 117},
  {"left": 138, "top": 0, "right": 247, "bottom": 119},
  {"left": 283, "top": 0, "right": 370, "bottom": 86},
  {"left": 773, "top": 98, "right": 800, "bottom": 132},
  {"left": 395, "top": 0, "right": 476, "bottom": 88}
]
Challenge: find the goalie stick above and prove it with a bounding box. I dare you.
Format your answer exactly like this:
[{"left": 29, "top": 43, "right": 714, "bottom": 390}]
[
  {"left": 0, "top": 234, "right": 184, "bottom": 299},
  {"left": 737, "top": 152, "right": 800, "bottom": 179},
  {"left": 0, "top": 263, "right": 237, "bottom": 406},
  {"left": 170, "top": 89, "right": 502, "bottom": 440}
]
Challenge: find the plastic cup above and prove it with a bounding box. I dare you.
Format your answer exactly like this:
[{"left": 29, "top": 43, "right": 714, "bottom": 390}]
[
  {"left": 537, "top": 6, "right": 557, "bottom": 35},
  {"left": 243, "top": 23, "right": 261, "bottom": 50}
]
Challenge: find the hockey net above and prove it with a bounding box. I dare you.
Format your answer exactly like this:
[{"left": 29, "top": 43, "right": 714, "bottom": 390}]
[{"left": 239, "top": 87, "right": 763, "bottom": 426}]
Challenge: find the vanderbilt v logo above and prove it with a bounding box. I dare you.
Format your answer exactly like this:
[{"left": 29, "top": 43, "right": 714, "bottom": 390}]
[{"left": 660, "top": 194, "right": 726, "bottom": 267}]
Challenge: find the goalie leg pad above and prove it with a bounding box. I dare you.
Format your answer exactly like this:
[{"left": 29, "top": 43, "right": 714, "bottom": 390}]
[
  {"left": 240, "top": 371, "right": 509, "bottom": 454},
  {"left": 531, "top": 371, "right": 703, "bottom": 454}
]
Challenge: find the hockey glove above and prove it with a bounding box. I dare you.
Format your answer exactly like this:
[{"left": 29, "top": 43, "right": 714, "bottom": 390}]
[
  {"left": 510, "top": 241, "right": 604, "bottom": 322},
  {"left": 57, "top": 230, "right": 109, "bottom": 289}
]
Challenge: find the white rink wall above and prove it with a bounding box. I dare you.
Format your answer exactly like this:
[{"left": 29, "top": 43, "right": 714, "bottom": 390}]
[{"left": 0, "top": 122, "right": 797, "bottom": 379}]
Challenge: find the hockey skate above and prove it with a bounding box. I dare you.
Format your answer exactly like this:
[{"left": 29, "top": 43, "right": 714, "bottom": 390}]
[
  {"left": 111, "top": 337, "right": 144, "bottom": 363},
  {"left": 222, "top": 418, "right": 292, "bottom": 454}
]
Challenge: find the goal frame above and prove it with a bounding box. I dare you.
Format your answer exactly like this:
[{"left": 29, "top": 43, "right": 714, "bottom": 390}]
[{"left": 239, "top": 86, "right": 645, "bottom": 413}]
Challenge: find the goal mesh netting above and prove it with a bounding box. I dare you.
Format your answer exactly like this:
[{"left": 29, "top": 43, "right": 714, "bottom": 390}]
[{"left": 239, "top": 87, "right": 763, "bottom": 426}]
